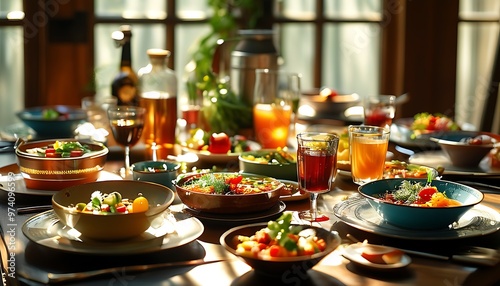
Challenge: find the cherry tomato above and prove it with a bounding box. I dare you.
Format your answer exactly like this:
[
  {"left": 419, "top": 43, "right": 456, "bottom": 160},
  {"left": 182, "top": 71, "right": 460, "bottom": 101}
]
[
  {"left": 45, "top": 148, "right": 58, "bottom": 158},
  {"left": 226, "top": 175, "right": 243, "bottom": 185},
  {"left": 115, "top": 204, "right": 127, "bottom": 213},
  {"left": 132, "top": 196, "right": 149, "bottom": 213},
  {"left": 207, "top": 133, "right": 231, "bottom": 154},
  {"left": 100, "top": 204, "right": 110, "bottom": 212},
  {"left": 418, "top": 187, "right": 437, "bottom": 202},
  {"left": 70, "top": 150, "right": 83, "bottom": 157},
  {"left": 269, "top": 245, "right": 282, "bottom": 257}
]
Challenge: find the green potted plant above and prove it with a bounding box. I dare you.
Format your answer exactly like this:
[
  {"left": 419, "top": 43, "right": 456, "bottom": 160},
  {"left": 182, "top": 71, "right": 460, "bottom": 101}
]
[{"left": 185, "top": 0, "right": 263, "bottom": 136}]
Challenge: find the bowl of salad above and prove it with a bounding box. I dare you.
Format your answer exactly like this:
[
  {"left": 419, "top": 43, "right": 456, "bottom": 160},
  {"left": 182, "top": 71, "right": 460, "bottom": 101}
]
[
  {"left": 358, "top": 178, "right": 483, "bottom": 230},
  {"left": 238, "top": 148, "right": 297, "bottom": 181},
  {"left": 15, "top": 139, "right": 108, "bottom": 190},
  {"left": 174, "top": 172, "right": 284, "bottom": 214},
  {"left": 52, "top": 180, "right": 175, "bottom": 241},
  {"left": 16, "top": 105, "right": 87, "bottom": 138},
  {"left": 220, "top": 213, "right": 341, "bottom": 276}
]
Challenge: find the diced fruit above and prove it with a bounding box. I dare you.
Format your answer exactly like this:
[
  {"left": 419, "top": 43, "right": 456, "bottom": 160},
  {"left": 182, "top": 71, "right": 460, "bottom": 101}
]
[{"left": 360, "top": 245, "right": 404, "bottom": 264}]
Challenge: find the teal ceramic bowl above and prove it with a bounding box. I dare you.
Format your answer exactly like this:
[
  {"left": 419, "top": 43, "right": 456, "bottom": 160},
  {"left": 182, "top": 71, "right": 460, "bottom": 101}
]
[
  {"left": 132, "top": 160, "right": 180, "bottom": 190},
  {"left": 358, "top": 178, "right": 483, "bottom": 230},
  {"left": 238, "top": 149, "right": 297, "bottom": 181},
  {"left": 17, "top": 105, "right": 87, "bottom": 138}
]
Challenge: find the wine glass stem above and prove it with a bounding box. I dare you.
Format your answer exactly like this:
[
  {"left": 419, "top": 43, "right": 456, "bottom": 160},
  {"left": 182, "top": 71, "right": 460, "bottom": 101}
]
[
  {"left": 124, "top": 145, "right": 131, "bottom": 174},
  {"left": 310, "top": 193, "right": 319, "bottom": 222}
]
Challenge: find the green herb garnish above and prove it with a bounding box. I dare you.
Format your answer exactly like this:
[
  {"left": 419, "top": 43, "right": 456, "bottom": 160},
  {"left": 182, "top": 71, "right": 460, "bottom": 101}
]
[
  {"left": 391, "top": 180, "right": 423, "bottom": 203},
  {"left": 193, "top": 173, "right": 228, "bottom": 194}
]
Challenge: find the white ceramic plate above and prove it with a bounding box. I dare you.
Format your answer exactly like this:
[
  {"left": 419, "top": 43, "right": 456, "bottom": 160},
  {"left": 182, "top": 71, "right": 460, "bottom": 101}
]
[
  {"left": 342, "top": 243, "right": 411, "bottom": 269},
  {"left": 409, "top": 150, "right": 500, "bottom": 177},
  {"left": 0, "top": 170, "right": 122, "bottom": 197},
  {"left": 181, "top": 140, "right": 261, "bottom": 165},
  {"left": 279, "top": 180, "right": 308, "bottom": 202},
  {"left": 22, "top": 210, "right": 204, "bottom": 255},
  {"left": 183, "top": 201, "right": 286, "bottom": 224},
  {"left": 333, "top": 194, "right": 500, "bottom": 240}
]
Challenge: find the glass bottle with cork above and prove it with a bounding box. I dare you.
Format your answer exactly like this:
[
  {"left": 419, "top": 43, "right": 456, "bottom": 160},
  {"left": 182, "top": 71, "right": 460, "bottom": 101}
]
[
  {"left": 111, "top": 25, "right": 139, "bottom": 106},
  {"left": 138, "top": 49, "right": 178, "bottom": 160}
]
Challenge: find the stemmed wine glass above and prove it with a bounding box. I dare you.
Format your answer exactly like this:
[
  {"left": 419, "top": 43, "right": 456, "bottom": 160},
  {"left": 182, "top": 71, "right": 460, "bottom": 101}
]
[
  {"left": 107, "top": 106, "right": 145, "bottom": 178},
  {"left": 296, "top": 132, "right": 339, "bottom": 222}
]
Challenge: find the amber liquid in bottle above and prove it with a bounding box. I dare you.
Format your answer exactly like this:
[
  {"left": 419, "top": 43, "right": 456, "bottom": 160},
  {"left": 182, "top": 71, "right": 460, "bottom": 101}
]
[{"left": 111, "top": 26, "right": 138, "bottom": 106}]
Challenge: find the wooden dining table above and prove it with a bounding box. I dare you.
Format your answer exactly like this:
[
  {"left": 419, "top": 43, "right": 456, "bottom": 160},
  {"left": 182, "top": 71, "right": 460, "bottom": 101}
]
[{"left": 0, "top": 138, "right": 499, "bottom": 286}]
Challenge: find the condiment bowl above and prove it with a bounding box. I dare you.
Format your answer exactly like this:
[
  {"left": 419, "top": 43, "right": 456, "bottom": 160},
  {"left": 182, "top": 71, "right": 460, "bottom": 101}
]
[
  {"left": 17, "top": 105, "right": 87, "bottom": 138},
  {"left": 132, "top": 160, "right": 180, "bottom": 189},
  {"left": 430, "top": 131, "right": 499, "bottom": 167},
  {"left": 238, "top": 149, "right": 297, "bottom": 181},
  {"left": 15, "top": 139, "right": 108, "bottom": 190},
  {"left": 358, "top": 178, "right": 483, "bottom": 230},
  {"left": 220, "top": 222, "right": 341, "bottom": 276},
  {"left": 174, "top": 172, "right": 283, "bottom": 214},
  {"left": 52, "top": 180, "right": 175, "bottom": 241}
]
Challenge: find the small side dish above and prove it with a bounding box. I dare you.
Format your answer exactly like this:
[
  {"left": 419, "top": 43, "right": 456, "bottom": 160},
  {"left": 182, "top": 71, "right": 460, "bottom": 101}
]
[
  {"left": 342, "top": 242, "right": 411, "bottom": 269},
  {"left": 235, "top": 213, "right": 327, "bottom": 259},
  {"left": 360, "top": 244, "right": 404, "bottom": 264}
]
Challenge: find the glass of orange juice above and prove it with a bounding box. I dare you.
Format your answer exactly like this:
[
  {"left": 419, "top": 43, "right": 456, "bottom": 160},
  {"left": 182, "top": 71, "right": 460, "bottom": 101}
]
[
  {"left": 253, "top": 69, "right": 301, "bottom": 148},
  {"left": 348, "top": 125, "right": 390, "bottom": 185}
]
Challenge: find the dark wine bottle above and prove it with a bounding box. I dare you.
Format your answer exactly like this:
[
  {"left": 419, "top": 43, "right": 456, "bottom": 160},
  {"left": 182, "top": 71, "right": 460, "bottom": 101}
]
[{"left": 111, "top": 25, "right": 138, "bottom": 106}]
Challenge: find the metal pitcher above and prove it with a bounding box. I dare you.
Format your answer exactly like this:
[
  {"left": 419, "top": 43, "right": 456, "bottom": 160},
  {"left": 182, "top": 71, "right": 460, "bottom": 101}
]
[
  {"left": 213, "top": 29, "right": 279, "bottom": 107},
  {"left": 232, "top": 30, "right": 279, "bottom": 106}
]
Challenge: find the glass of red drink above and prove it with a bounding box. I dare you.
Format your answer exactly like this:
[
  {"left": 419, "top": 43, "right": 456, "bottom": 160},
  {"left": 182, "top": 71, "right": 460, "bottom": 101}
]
[
  {"left": 108, "top": 106, "right": 146, "bottom": 178},
  {"left": 363, "top": 95, "right": 396, "bottom": 130},
  {"left": 296, "top": 132, "right": 339, "bottom": 222}
]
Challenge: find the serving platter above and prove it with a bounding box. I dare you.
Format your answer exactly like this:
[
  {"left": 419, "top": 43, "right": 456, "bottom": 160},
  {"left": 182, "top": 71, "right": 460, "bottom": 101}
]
[
  {"left": 333, "top": 194, "right": 500, "bottom": 240},
  {"left": 409, "top": 151, "right": 500, "bottom": 177},
  {"left": 390, "top": 118, "right": 440, "bottom": 150},
  {"left": 337, "top": 161, "right": 438, "bottom": 180},
  {"left": 0, "top": 170, "right": 122, "bottom": 197},
  {"left": 22, "top": 209, "right": 204, "bottom": 255},
  {"left": 180, "top": 140, "right": 261, "bottom": 165}
]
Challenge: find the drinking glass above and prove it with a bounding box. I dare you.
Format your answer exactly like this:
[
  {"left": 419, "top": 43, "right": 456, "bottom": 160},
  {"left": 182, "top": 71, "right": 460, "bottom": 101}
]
[
  {"left": 363, "top": 94, "right": 396, "bottom": 130},
  {"left": 107, "top": 106, "right": 145, "bottom": 178},
  {"left": 253, "top": 69, "right": 301, "bottom": 148},
  {"left": 348, "top": 125, "right": 390, "bottom": 185},
  {"left": 296, "top": 132, "right": 339, "bottom": 222}
]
